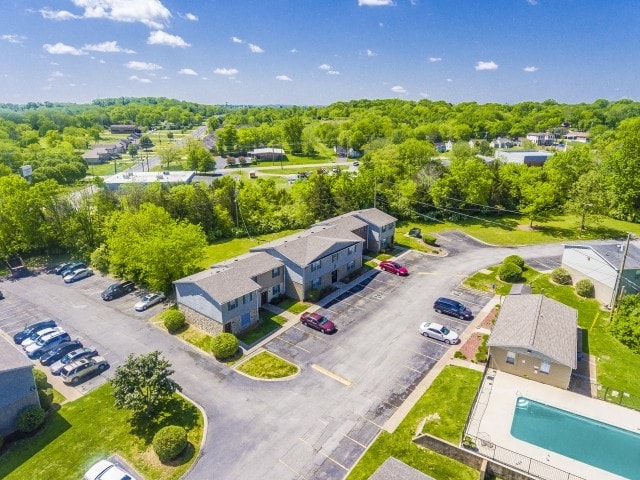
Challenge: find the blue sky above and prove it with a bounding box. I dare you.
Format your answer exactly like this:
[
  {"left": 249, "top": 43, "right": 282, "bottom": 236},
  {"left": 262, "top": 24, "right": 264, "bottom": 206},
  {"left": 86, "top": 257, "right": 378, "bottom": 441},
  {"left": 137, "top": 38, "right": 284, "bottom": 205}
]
[{"left": 0, "top": 0, "right": 638, "bottom": 106}]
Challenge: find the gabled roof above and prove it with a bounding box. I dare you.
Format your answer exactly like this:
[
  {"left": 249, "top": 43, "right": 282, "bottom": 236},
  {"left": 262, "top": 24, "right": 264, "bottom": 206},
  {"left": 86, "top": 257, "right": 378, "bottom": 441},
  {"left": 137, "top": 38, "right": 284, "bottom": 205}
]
[
  {"left": 271, "top": 232, "right": 363, "bottom": 266},
  {"left": 175, "top": 252, "right": 281, "bottom": 304},
  {"left": 313, "top": 212, "right": 368, "bottom": 232},
  {"left": 488, "top": 294, "right": 577, "bottom": 369},
  {"left": 353, "top": 208, "right": 396, "bottom": 227},
  {"left": 0, "top": 336, "right": 33, "bottom": 373},
  {"left": 569, "top": 243, "right": 640, "bottom": 271}
]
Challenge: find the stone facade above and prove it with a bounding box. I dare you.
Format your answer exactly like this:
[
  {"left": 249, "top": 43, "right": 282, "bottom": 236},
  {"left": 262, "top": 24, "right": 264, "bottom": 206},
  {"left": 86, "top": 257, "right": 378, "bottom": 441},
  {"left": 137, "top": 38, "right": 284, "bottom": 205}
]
[{"left": 180, "top": 304, "right": 223, "bottom": 336}]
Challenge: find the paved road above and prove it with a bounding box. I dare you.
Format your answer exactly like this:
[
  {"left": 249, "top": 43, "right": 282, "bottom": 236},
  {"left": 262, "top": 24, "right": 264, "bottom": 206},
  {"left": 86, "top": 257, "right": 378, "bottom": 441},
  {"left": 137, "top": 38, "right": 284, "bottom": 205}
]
[{"left": 0, "top": 235, "right": 577, "bottom": 480}]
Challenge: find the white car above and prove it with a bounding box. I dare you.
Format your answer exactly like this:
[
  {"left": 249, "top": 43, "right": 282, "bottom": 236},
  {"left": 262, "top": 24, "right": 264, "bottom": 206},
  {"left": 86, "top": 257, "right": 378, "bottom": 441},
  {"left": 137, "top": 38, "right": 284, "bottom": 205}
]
[
  {"left": 83, "top": 460, "right": 134, "bottom": 480},
  {"left": 64, "top": 267, "right": 93, "bottom": 283},
  {"left": 134, "top": 292, "right": 166, "bottom": 311},
  {"left": 21, "top": 327, "right": 57, "bottom": 348},
  {"left": 419, "top": 322, "right": 460, "bottom": 344}
]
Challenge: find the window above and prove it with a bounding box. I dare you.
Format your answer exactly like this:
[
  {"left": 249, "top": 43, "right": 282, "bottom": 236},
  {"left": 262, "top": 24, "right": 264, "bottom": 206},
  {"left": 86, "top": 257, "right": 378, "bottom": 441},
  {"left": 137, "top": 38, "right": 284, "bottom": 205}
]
[
  {"left": 347, "top": 245, "right": 355, "bottom": 255},
  {"left": 506, "top": 351, "right": 516, "bottom": 365},
  {"left": 311, "top": 260, "right": 321, "bottom": 272},
  {"left": 347, "top": 260, "right": 355, "bottom": 271},
  {"left": 332, "top": 253, "right": 339, "bottom": 262},
  {"left": 381, "top": 224, "right": 387, "bottom": 232},
  {"left": 228, "top": 299, "right": 238, "bottom": 311},
  {"left": 272, "top": 284, "right": 280, "bottom": 295},
  {"left": 242, "top": 294, "right": 247, "bottom": 305},
  {"left": 540, "top": 361, "right": 551, "bottom": 374},
  {"left": 312, "top": 278, "right": 321, "bottom": 288},
  {"left": 272, "top": 267, "right": 280, "bottom": 278}
]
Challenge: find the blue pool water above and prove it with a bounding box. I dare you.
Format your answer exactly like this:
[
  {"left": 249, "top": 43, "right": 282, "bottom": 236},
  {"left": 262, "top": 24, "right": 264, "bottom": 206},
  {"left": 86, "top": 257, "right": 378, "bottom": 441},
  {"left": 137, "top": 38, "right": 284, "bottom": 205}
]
[{"left": 511, "top": 397, "right": 640, "bottom": 480}]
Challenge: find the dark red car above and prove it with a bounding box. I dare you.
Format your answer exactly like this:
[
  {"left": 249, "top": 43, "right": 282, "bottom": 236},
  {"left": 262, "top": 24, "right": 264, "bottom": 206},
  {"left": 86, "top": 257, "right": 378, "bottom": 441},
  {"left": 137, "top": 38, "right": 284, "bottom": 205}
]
[
  {"left": 300, "top": 312, "right": 336, "bottom": 334},
  {"left": 379, "top": 260, "right": 409, "bottom": 276}
]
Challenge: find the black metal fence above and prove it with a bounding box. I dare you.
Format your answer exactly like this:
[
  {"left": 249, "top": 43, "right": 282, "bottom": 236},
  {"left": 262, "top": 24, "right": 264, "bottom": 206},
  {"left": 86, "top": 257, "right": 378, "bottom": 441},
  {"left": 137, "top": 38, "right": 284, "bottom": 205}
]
[
  {"left": 464, "top": 434, "right": 586, "bottom": 480},
  {"left": 569, "top": 375, "right": 640, "bottom": 412}
]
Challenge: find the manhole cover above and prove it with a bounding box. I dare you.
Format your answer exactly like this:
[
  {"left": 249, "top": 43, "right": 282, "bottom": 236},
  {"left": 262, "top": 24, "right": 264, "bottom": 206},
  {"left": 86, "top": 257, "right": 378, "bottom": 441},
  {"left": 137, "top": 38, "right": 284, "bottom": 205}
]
[{"left": 372, "top": 293, "right": 384, "bottom": 300}]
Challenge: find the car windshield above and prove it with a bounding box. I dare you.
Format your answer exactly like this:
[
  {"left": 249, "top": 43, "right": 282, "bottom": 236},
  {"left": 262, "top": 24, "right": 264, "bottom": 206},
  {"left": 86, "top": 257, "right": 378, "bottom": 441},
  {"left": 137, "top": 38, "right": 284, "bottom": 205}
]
[
  {"left": 441, "top": 326, "right": 450, "bottom": 335},
  {"left": 317, "top": 317, "right": 329, "bottom": 325}
]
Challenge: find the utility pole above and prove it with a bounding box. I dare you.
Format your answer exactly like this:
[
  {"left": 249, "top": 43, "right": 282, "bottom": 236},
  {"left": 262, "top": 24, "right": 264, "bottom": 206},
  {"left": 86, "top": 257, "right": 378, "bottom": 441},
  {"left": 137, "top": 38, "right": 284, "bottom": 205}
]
[
  {"left": 609, "top": 232, "right": 631, "bottom": 321},
  {"left": 373, "top": 178, "right": 377, "bottom": 209}
]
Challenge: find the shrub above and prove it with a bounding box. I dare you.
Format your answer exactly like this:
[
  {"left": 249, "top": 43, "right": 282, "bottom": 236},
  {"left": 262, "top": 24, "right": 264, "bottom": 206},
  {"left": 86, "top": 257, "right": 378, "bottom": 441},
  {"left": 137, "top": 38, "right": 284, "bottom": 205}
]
[
  {"left": 475, "top": 335, "right": 489, "bottom": 363},
  {"left": 210, "top": 333, "right": 239, "bottom": 360},
  {"left": 503, "top": 255, "right": 525, "bottom": 269},
  {"left": 38, "top": 388, "right": 54, "bottom": 411},
  {"left": 423, "top": 234, "right": 437, "bottom": 246},
  {"left": 33, "top": 369, "right": 48, "bottom": 390},
  {"left": 551, "top": 268, "right": 572, "bottom": 285},
  {"left": 152, "top": 425, "right": 188, "bottom": 462},
  {"left": 453, "top": 351, "right": 467, "bottom": 360},
  {"left": 162, "top": 309, "right": 186, "bottom": 333},
  {"left": 306, "top": 288, "right": 320, "bottom": 302},
  {"left": 16, "top": 405, "right": 45, "bottom": 433},
  {"left": 498, "top": 262, "right": 522, "bottom": 283},
  {"left": 576, "top": 279, "right": 594, "bottom": 298}
]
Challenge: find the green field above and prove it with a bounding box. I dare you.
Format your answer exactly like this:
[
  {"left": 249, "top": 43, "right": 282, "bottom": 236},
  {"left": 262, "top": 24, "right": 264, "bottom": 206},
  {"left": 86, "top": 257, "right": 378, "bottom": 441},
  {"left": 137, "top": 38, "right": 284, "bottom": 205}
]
[
  {"left": 0, "top": 384, "right": 203, "bottom": 480},
  {"left": 347, "top": 366, "right": 482, "bottom": 480},
  {"left": 236, "top": 351, "right": 298, "bottom": 379}
]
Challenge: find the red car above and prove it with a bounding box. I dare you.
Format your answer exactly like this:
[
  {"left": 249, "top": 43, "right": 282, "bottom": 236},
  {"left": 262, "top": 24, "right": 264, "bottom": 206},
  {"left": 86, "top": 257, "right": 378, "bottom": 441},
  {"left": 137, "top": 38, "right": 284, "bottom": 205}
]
[
  {"left": 379, "top": 260, "right": 409, "bottom": 276},
  {"left": 300, "top": 312, "right": 336, "bottom": 334}
]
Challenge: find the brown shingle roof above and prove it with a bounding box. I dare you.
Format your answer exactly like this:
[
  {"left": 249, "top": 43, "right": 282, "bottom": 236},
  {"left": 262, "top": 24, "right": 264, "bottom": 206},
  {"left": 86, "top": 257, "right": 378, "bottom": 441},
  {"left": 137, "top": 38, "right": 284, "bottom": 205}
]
[{"left": 487, "top": 294, "right": 577, "bottom": 369}]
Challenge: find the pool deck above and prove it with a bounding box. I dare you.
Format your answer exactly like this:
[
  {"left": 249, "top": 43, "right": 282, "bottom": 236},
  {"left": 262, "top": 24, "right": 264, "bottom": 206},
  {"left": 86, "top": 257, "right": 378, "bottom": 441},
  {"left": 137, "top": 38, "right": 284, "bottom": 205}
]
[{"left": 474, "top": 371, "right": 640, "bottom": 480}]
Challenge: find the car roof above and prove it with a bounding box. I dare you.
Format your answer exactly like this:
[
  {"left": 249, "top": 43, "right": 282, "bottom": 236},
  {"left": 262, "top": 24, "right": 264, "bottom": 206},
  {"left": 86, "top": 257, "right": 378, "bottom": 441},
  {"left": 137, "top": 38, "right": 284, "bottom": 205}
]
[
  {"left": 436, "top": 297, "right": 460, "bottom": 304},
  {"left": 426, "top": 322, "right": 444, "bottom": 329}
]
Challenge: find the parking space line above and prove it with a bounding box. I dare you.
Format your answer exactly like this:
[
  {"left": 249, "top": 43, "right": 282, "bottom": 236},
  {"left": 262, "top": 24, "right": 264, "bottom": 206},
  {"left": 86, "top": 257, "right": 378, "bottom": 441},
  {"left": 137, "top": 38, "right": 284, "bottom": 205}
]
[
  {"left": 432, "top": 312, "right": 470, "bottom": 326},
  {"left": 411, "top": 350, "right": 440, "bottom": 361},
  {"left": 291, "top": 326, "right": 333, "bottom": 345},
  {"left": 278, "top": 459, "right": 308, "bottom": 480},
  {"left": 382, "top": 399, "right": 401, "bottom": 409},
  {"left": 278, "top": 337, "right": 311, "bottom": 353},
  {"left": 311, "top": 364, "right": 351, "bottom": 386},
  {"left": 321, "top": 454, "right": 349, "bottom": 472},
  {"left": 418, "top": 334, "right": 456, "bottom": 348},
  {"left": 343, "top": 433, "right": 367, "bottom": 449},
  {"left": 361, "top": 415, "right": 384, "bottom": 430},
  {"left": 402, "top": 364, "right": 422, "bottom": 374}
]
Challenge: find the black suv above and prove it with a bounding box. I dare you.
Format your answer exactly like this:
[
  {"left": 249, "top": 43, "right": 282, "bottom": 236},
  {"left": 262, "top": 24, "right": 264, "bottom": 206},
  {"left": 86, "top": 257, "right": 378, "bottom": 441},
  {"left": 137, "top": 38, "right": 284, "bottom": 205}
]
[
  {"left": 101, "top": 281, "right": 135, "bottom": 301},
  {"left": 13, "top": 319, "right": 57, "bottom": 344},
  {"left": 433, "top": 297, "right": 473, "bottom": 320}
]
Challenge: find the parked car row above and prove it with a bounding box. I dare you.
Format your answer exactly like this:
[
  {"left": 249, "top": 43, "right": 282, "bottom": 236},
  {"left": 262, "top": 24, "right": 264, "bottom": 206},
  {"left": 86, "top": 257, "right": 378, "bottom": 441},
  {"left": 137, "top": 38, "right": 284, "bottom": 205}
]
[
  {"left": 12, "top": 320, "right": 108, "bottom": 385},
  {"left": 418, "top": 297, "right": 475, "bottom": 345},
  {"left": 52, "top": 261, "right": 93, "bottom": 283}
]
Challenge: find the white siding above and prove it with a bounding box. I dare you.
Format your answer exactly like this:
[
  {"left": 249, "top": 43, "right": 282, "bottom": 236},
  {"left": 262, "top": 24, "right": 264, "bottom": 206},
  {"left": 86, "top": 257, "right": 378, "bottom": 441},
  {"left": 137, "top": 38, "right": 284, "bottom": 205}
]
[{"left": 561, "top": 247, "right": 617, "bottom": 289}]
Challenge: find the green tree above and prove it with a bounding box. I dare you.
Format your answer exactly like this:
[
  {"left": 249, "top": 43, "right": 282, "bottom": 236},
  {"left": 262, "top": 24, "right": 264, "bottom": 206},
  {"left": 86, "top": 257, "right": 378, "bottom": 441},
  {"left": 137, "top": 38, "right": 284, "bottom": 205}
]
[
  {"left": 111, "top": 351, "right": 182, "bottom": 417},
  {"left": 519, "top": 169, "right": 555, "bottom": 227},
  {"left": 282, "top": 116, "right": 304, "bottom": 154},
  {"left": 139, "top": 135, "right": 154, "bottom": 151},
  {"left": 101, "top": 203, "right": 207, "bottom": 291},
  {"left": 565, "top": 169, "right": 609, "bottom": 230},
  {"left": 207, "top": 116, "right": 220, "bottom": 133},
  {"left": 128, "top": 143, "right": 139, "bottom": 158},
  {"left": 185, "top": 141, "right": 213, "bottom": 173},
  {"left": 159, "top": 144, "right": 181, "bottom": 169}
]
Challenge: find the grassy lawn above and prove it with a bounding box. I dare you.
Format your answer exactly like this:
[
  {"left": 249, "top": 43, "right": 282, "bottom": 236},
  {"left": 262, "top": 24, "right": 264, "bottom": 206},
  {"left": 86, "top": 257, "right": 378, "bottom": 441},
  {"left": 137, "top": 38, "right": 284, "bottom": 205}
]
[
  {"left": 87, "top": 158, "right": 138, "bottom": 176},
  {"left": 198, "top": 229, "right": 302, "bottom": 268},
  {"left": 175, "top": 324, "right": 215, "bottom": 353},
  {"left": 237, "top": 309, "right": 287, "bottom": 346},
  {"left": 0, "top": 384, "right": 203, "bottom": 480},
  {"left": 396, "top": 214, "right": 640, "bottom": 246},
  {"left": 464, "top": 264, "right": 544, "bottom": 295},
  {"left": 236, "top": 351, "right": 298, "bottom": 379},
  {"left": 395, "top": 234, "right": 441, "bottom": 255},
  {"left": 347, "top": 366, "right": 482, "bottom": 480},
  {"left": 276, "top": 298, "right": 310, "bottom": 314}
]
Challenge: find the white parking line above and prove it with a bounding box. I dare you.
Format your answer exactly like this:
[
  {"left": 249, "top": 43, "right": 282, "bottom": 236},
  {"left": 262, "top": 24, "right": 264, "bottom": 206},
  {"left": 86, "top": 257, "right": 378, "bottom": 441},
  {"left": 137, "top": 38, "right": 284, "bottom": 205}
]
[
  {"left": 291, "top": 326, "right": 333, "bottom": 345},
  {"left": 411, "top": 350, "right": 440, "bottom": 361},
  {"left": 432, "top": 312, "right": 471, "bottom": 326},
  {"left": 402, "top": 363, "right": 422, "bottom": 374},
  {"left": 343, "top": 433, "right": 367, "bottom": 449},
  {"left": 278, "top": 337, "right": 311, "bottom": 353}
]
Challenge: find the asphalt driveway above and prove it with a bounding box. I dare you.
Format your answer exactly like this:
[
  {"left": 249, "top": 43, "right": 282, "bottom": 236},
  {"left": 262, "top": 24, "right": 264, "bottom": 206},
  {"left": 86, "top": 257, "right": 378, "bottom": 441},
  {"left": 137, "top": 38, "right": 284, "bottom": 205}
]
[{"left": 0, "top": 235, "right": 570, "bottom": 480}]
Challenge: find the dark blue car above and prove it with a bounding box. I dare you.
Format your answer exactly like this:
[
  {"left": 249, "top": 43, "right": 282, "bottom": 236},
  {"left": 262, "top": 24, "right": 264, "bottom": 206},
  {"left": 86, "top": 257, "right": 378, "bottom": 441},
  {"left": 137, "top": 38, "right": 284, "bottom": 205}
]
[{"left": 13, "top": 320, "right": 57, "bottom": 344}]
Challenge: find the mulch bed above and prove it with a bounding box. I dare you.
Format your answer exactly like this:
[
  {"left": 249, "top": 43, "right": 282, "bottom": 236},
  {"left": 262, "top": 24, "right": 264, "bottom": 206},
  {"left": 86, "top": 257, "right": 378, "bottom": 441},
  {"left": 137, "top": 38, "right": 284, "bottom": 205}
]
[
  {"left": 479, "top": 307, "right": 498, "bottom": 330},
  {"left": 459, "top": 333, "right": 484, "bottom": 361}
]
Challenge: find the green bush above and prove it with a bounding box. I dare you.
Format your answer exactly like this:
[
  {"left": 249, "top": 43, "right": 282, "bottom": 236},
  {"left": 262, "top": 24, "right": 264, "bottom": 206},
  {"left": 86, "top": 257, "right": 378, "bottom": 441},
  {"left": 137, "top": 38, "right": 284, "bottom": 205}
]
[
  {"left": 576, "top": 279, "right": 594, "bottom": 298},
  {"left": 423, "top": 234, "right": 437, "bottom": 246},
  {"left": 210, "top": 333, "right": 239, "bottom": 360},
  {"left": 152, "top": 425, "right": 188, "bottom": 462},
  {"left": 38, "top": 388, "right": 54, "bottom": 411},
  {"left": 475, "top": 335, "right": 489, "bottom": 363},
  {"left": 551, "top": 268, "right": 572, "bottom": 285},
  {"left": 305, "top": 288, "right": 320, "bottom": 302},
  {"left": 453, "top": 351, "right": 466, "bottom": 360},
  {"left": 33, "top": 369, "right": 48, "bottom": 390},
  {"left": 16, "top": 405, "right": 45, "bottom": 433},
  {"left": 503, "top": 255, "right": 525, "bottom": 269},
  {"left": 162, "top": 309, "right": 186, "bottom": 333},
  {"left": 498, "top": 262, "right": 523, "bottom": 283}
]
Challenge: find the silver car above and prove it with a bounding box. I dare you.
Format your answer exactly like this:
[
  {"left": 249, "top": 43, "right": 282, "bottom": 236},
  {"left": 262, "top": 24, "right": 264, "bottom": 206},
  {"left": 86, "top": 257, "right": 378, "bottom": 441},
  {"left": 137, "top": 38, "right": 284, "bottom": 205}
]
[
  {"left": 134, "top": 292, "right": 166, "bottom": 311},
  {"left": 50, "top": 347, "right": 98, "bottom": 375},
  {"left": 419, "top": 322, "right": 460, "bottom": 344},
  {"left": 60, "top": 356, "right": 109, "bottom": 385},
  {"left": 64, "top": 267, "right": 93, "bottom": 283},
  {"left": 21, "top": 327, "right": 57, "bottom": 348}
]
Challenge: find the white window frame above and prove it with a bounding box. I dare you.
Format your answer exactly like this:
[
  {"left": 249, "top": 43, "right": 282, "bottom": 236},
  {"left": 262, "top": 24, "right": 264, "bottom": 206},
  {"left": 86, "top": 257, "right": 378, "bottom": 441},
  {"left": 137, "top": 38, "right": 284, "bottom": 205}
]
[
  {"left": 540, "top": 360, "right": 551, "bottom": 374},
  {"left": 506, "top": 351, "right": 516, "bottom": 365},
  {"left": 228, "top": 298, "right": 238, "bottom": 311},
  {"left": 311, "top": 260, "right": 321, "bottom": 272},
  {"left": 311, "top": 278, "right": 321, "bottom": 288}
]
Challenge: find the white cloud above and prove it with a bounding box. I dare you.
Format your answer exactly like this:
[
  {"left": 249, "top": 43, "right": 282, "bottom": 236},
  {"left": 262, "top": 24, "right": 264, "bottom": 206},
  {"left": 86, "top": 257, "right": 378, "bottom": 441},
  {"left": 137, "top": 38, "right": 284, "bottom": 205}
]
[
  {"left": 366, "top": 49, "right": 377, "bottom": 57},
  {"left": 446, "top": 78, "right": 453, "bottom": 82},
  {"left": 82, "top": 41, "right": 135, "bottom": 53},
  {"left": 419, "top": 92, "right": 429, "bottom": 98},
  {"left": 290, "top": 48, "right": 298, "bottom": 53},
  {"left": 391, "top": 85, "right": 406, "bottom": 94},
  {"left": 1, "top": 34, "right": 27, "bottom": 44},
  {"left": 99, "top": 59, "right": 106, "bottom": 64},
  {"left": 527, "top": 0, "right": 538, "bottom": 5},
  {"left": 248, "top": 43, "right": 264, "bottom": 53},
  {"left": 178, "top": 68, "right": 198, "bottom": 75},
  {"left": 50, "top": 71, "right": 64, "bottom": 78},
  {"left": 379, "top": 22, "right": 384, "bottom": 28},
  {"left": 318, "top": 64, "right": 332, "bottom": 70},
  {"left": 276, "top": 75, "right": 292, "bottom": 81},
  {"left": 231, "top": 36, "right": 244, "bottom": 44},
  {"left": 39, "top": 8, "right": 80, "bottom": 20},
  {"left": 125, "top": 60, "right": 162, "bottom": 71},
  {"left": 147, "top": 30, "right": 190, "bottom": 48},
  {"left": 184, "top": 12, "right": 198, "bottom": 21},
  {"left": 428, "top": 57, "right": 442, "bottom": 63},
  {"left": 129, "top": 75, "right": 151, "bottom": 83},
  {"left": 523, "top": 66, "right": 538, "bottom": 72},
  {"left": 41, "top": 0, "right": 172, "bottom": 29},
  {"left": 475, "top": 60, "right": 498, "bottom": 71},
  {"left": 358, "top": 0, "right": 395, "bottom": 5},
  {"left": 214, "top": 67, "right": 238, "bottom": 76},
  {"left": 43, "top": 42, "right": 86, "bottom": 55},
  {"left": 327, "top": 70, "right": 341, "bottom": 75}
]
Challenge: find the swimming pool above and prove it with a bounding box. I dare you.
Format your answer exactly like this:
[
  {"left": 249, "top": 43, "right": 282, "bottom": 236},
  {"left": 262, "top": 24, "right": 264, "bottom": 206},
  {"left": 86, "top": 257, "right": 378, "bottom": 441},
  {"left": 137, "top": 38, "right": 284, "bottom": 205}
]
[{"left": 511, "top": 397, "right": 640, "bottom": 480}]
